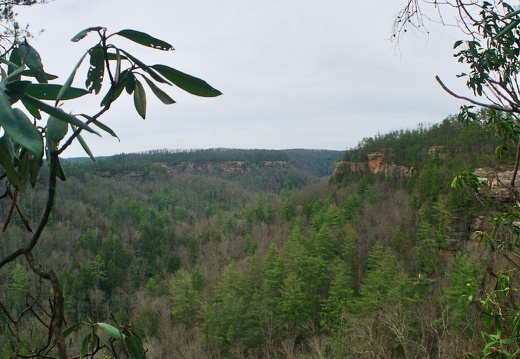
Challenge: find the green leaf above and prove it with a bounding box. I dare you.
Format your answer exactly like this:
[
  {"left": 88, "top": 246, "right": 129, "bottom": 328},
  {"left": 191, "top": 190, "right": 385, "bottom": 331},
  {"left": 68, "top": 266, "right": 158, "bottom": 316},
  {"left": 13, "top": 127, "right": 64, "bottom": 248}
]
[
  {"left": 114, "top": 48, "right": 122, "bottom": 84},
  {"left": 125, "top": 332, "right": 146, "bottom": 359},
  {"left": 140, "top": 74, "right": 175, "bottom": 104},
  {"left": 97, "top": 322, "right": 124, "bottom": 340},
  {"left": 4, "top": 66, "right": 27, "bottom": 84},
  {"left": 57, "top": 52, "right": 89, "bottom": 102},
  {"left": 18, "top": 150, "right": 31, "bottom": 185},
  {"left": 63, "top": 322, "right": 82, "bottom": 338},
  {"left": 21, "top": 94, "right": 99, "bottom": 135},
  {"left": 79, "top": 332, "right": 91, "bottom": 359},
  {"left": 20, "top": 70, "right": 58, "bottom": 81},
  {"left": 100, "top": 79, "right": 125, "bottom": 107},
  {"left": 125, "top": 71, "right": 135, "bottom": 94},
  {"left": 0, "top": 88, "right": 43, "bottom": 158},
  {"left": 71, "top": 26, "right": 105, "bottom": 42},
  {"left": 453, "top": 40, "right": 464, "bottom": 49},
  {"left": 119, "top": 49, "right": 168, "bottom": 84},
  {"left": 20, "top": 98, "right": 41, "bottom": 119},
  {"left": 0, "top": 136, "right": 24, "bottom": 190},
  {"left": 115, "top": 29, "right": 174, "bottom": 51},
  {"left": 11, "top": 109, "right": 43, "bottom": 158},
  {"left": 151, "top": 64, "right": 222, "bottom": 97},
  {"left": 47, "top": 116, "right": 69, "bottom": 142},
  {"left": 56, "top": 156, "right": 67, "bottom": 181},
  {"left": 78, "top": 114, "right": 119, "bottom": 139},
  {"left": 29, "top": 158, "right": 40, "bottom": 188},
  {"left": 99, "top": 336, "right": 116, "bottom": 356},
  {"left": 25, "top": 84, "right": 89, "bottom": 100},
  {"left": 72, "top": 125, "right": 95, "bottom": 161},
  {"left": 5, "top": 80, "right": 31, "bottom": 104},
  {"left": 106, "top": 52, "right": 128, "bottom": 61},
  {"left": 8, "top": 48, "right": 21, "bottom": 75},
  {"left": 18, "top": 41, "right": 47, "bottom": 84},
  {"left": 86, "top": 45, "right": 105, "bottom": 94},
  {"left": 0, "top": 133, "right": 15, "bottom": 162},
  {"left": 133, "top": 80, "right": 146, "bottom": 119}
]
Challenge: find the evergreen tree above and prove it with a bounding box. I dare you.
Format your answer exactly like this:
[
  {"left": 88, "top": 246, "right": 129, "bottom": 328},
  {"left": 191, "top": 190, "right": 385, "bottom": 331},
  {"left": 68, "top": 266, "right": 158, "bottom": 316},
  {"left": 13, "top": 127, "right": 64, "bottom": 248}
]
[
  {"left": 9, "top": 263, "right": 29, "bottom": 312},
  {"left": 356, "top": 242, "right": 408, "bottom": 314},
  {"left": 171, "top": 270, "right": 199, "bottom": 327},
  {"left": 321, "top": 259, "right": 355, "bottom": 329}
]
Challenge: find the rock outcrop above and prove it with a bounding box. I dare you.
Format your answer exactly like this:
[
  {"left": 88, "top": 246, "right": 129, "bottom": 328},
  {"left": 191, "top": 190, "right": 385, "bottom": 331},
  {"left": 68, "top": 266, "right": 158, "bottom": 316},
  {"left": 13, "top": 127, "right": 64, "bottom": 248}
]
[
  {"left": 333, "top": 153, "right": 415, "bottom": 181},
  {"left": 97, "top": 160, "right": 289, "bottom": 178},
  {"left": 474, "top": 167, "right": 520, "bottom": 201}
]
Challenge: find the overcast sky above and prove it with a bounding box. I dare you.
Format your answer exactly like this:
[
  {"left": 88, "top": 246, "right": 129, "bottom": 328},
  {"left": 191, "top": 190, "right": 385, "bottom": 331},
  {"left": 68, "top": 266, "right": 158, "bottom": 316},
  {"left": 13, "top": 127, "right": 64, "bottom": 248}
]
[{"left": 16, "top": 0, "right": 468, "bottom": 157}]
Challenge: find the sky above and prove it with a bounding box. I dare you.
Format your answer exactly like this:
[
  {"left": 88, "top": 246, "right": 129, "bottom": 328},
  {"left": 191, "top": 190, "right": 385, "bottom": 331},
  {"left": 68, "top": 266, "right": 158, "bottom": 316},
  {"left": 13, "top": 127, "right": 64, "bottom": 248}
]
[{"left": 16, "top": 0, "right": 469, "bottom": 158}]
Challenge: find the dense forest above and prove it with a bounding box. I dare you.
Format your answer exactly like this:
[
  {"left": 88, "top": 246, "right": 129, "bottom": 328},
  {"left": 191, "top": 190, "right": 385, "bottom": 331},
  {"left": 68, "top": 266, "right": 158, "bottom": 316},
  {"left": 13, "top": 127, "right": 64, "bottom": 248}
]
[{"left": 0, "top": 117, "right": 514, "bottom": 358}]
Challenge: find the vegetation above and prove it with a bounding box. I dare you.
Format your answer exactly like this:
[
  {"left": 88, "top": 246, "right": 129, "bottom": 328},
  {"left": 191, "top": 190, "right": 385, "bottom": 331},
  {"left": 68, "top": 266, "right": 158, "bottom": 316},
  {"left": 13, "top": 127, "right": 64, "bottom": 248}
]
[
  {"left": 4, "top": 0, "right": 520, "bottom": 358},
  {"left": 0, "top": 2, "right": 221, "bottom": 358},
  {"left": 398, "top": 1, "right": 520, "bottom": 357},
  {"left": 0, "top": 119, "right": 509, "bottom": 357}
]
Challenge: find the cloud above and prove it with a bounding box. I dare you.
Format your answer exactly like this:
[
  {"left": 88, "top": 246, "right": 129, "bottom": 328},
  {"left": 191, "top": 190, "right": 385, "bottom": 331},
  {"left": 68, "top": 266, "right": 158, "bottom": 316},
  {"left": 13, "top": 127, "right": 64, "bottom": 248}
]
[{"left": 17, "top": 0, "right": 468, "bottom": 157}]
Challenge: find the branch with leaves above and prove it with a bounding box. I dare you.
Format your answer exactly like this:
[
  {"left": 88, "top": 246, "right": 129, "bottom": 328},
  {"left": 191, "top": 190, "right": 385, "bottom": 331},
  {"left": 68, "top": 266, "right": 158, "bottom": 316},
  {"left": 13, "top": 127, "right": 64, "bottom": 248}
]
[
  {"left": 397, "top": 1, "right": 520, "bottom": 357},
  {"left": 0, "top": 26, "right": 220, "bottom": 359}
]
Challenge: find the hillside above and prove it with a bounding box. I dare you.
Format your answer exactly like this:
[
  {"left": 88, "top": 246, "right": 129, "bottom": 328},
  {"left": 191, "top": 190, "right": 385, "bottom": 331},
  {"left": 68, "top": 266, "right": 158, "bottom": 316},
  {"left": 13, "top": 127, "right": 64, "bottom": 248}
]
[
  {"left": 65, "top": 148, "right": 343, "bottom": 193},
  {"left": 0, "top": 117, "right": 513, "bottom": 358}
]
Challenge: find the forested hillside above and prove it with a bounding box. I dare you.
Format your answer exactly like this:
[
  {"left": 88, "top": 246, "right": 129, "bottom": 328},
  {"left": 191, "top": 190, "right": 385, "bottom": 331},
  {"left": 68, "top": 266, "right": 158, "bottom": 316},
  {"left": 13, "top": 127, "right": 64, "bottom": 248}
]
[{"left": 1, "top": 117, "right": 512, "bottom": 357}]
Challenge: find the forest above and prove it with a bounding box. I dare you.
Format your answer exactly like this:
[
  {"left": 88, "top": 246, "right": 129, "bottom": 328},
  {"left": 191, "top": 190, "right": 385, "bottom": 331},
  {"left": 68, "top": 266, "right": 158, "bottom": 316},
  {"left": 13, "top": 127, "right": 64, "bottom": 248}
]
[
  {"left": 1, "top": 117, "right": 516, "bottom": 358},
  {"left": 3, "top": 0, "right": 520, "bottom": 358}
]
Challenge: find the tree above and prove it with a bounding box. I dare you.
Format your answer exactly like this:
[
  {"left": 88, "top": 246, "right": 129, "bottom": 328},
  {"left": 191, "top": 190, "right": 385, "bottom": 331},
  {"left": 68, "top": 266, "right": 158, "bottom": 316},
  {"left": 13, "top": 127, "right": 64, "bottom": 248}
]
[
  {"left": 171, "top": 270, "right": 199, "bottom": 328},
  {"left": 0, "top": 5, "right": 221, "bottom": 358},
  {"left": 356, "top": 242, "right": 408, "bottom": 314},
  {"left": 397, "top": 1, "right": 520, "bottom": 357},
  {"left": 8, "top": 263, "right": 29, "bottom": 314}
]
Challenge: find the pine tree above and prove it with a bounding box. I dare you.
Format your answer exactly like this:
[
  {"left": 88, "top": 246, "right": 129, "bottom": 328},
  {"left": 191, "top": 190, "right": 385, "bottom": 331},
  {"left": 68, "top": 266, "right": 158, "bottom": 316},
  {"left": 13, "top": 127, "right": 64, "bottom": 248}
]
[
  {"left": 356, "top": 242, "right": 408, "bottom": 314},
  {"left": 9, "top": 263, "right": 29, "bottom": 312},
  {"left": 321, "top": 259, "right": 355, "bottom": 329},
  {"left": 171, "top": 270, "right": 199, "bottom": 327}
]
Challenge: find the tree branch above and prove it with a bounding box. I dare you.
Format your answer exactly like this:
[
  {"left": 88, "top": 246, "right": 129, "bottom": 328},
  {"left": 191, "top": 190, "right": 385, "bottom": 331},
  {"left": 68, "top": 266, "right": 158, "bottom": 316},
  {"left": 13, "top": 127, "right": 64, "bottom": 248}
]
[{"left": 435, "top": 75, "right": 516, "bottom": 113}]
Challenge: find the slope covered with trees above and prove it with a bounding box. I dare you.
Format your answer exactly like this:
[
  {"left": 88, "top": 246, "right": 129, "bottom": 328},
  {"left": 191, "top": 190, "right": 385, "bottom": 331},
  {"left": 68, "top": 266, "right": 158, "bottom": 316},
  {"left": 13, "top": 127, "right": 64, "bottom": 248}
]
[
  {"left": 5, "top": 0, "right": 520, "bottom": 358},
  {"left": 0, "top": 118, "right": 509, "bottom": 357}
]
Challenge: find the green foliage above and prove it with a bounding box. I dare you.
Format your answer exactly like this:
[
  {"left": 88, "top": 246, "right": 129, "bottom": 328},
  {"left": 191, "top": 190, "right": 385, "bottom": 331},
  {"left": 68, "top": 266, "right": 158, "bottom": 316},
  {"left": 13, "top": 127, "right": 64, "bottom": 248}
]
[
  {"left": 63, "top": 321, "right": 146, "bottom": 359},
  {"left": 281, "top": 197, "right": 297, "bottom": 222},
  {"left": 356, "top": 242, "right": 408, "bottom": 314},
  {"left": 9, "top": 263, "right": 29, "bottom": 310},
  {"left": 442, "top": 253, "right": 481, "bottom": 331},
  {"left": 171, "top": 271, "right": 199, "bottom": 327},
  {"left": 243, "top": 234, "right": 257, "bottom": 256},
  {"left": 202, "top": 262, "right": 261, "bottom": 352},
  {"left": 0, "top": 19, "right": 221, "bottom": 358},
  {"left": 1, "top": 114, "right": 505, "bottom": 357},
  {"left": 320, "top": 259, "right": 354, "bottom": 329}
]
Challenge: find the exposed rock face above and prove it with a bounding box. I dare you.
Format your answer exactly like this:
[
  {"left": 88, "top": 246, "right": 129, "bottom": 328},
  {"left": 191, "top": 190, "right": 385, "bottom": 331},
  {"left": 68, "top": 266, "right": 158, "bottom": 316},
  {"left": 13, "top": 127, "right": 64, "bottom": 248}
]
[
  {"left": 97, "top": 160, "right": 289, "bottom": 178},
  {"left": 333, "top": 153, "right": 415, "bottom": 180},
  {"left": 474, "top": 167, "right": 520, "bottom": 201},
  {"left": 428, "top": 145, "right": 447, "bottom": 159},
  {"left": 262, "top": 161, "right": 288, "bottom": 169},
  {"left": 367, "top": 152, "right": 384, "bottom": 174},
  {"left": 179, "top": 160, "right": 288, "bottom": 173}
]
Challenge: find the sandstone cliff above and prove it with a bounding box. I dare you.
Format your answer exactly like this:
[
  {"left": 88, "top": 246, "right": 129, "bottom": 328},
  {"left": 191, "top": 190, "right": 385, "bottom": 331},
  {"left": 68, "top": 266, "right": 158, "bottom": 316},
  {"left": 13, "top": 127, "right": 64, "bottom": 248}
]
[
  {"left": 332, "top": 152, "right": 415, "bottom": 181},
  {"left": 473, "top": 167, "right": 520, "bottom": 201}
]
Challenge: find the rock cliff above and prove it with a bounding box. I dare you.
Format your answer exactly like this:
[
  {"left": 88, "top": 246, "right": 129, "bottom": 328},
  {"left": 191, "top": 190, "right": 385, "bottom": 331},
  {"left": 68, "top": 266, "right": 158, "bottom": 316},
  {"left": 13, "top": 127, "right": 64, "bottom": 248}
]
[
  {"left": 332, "top": 152, "right": 415, "bottom": 181},
  {"left": 473, "top": 167, "right": 520, "bottom": 201}
]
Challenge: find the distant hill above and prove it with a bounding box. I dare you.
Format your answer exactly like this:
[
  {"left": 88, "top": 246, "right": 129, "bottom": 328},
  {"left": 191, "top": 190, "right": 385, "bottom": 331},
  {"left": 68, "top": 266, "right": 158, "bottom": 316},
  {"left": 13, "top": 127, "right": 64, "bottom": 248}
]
[{"left": 64, "top": 148, "right": 343, "bottom": 193}]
